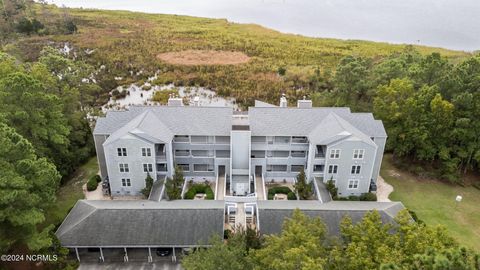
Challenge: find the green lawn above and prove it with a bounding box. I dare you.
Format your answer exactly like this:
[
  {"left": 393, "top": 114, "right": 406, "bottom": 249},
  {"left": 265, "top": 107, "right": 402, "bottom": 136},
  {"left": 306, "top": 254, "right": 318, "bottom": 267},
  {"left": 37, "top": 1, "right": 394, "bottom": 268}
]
[
  {"left": 43, "top": 157, "right": 99, "bottom": 228},
  {"left": 381, "top": 154, "right": 480, "bottom": 251}
]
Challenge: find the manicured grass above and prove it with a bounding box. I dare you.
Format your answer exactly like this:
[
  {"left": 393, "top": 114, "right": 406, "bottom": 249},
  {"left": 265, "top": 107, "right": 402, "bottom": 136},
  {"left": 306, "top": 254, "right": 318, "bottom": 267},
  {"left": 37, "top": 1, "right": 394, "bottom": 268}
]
[
  {"left": 43, "top": 157, "right": 99, "bottom": 228},
  {"left": 381, "top": 154, "right": 480, "bottom": 251}
]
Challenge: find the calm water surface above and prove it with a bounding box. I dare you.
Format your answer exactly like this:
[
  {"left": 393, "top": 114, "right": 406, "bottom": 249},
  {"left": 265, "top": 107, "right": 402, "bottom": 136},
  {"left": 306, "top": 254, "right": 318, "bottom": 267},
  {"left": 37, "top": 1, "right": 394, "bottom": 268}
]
[{"left": 47, "top": 0, "right": 480, "bottom": 51}]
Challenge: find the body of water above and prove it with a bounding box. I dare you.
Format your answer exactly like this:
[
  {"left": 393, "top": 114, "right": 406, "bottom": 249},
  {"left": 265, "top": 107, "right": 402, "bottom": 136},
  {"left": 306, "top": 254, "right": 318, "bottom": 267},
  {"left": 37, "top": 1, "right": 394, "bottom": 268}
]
[{"left": 47, "top": 0, "right": 480, "bottom": 51}]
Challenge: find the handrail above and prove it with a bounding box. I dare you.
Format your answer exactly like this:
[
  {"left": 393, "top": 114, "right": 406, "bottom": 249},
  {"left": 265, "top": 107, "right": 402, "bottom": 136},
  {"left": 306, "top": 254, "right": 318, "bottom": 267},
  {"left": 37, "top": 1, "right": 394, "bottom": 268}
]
[
  {"left": 261, "top": 173, "right": 267, "bottom": 200},
  {"left": 312, "top": 177, "right": 323, "bottom": 203},
  {"left": 214, "top": 171, "right": 219, "bottom": 200}
]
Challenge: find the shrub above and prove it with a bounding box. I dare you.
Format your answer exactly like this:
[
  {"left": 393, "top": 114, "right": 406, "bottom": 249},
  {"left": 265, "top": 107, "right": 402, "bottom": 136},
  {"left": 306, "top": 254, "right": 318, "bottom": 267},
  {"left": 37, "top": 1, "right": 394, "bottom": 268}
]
[
  {"left": 141, "top": 174, "right": 154, "bottom": 197},
  {"left": 325, "top": 179, "right": 338, "bottom": 198},
  {"left": 224, "top": 229, "right": 232, "bottom": 239},
  {"left": 408, "top": 210, "right": 424, "bottom": 224},
  {"left": 93, "top": 175, "right": 102, "bottom": 183},
  {"left": 152, "top": 89, "right": 179, "bottom": 104},
  {"left": 268, "top": 186, "right": 296, "bottom": 200},
  {"left": 165, "top": 166, "right": 185, "bottom": 200},
  {"left": 294, "top": 170, "right": 313, "bottom": 199},
  {"left": 86, "top": 177, "right": 98, "bottom": 191},
  {"left": 359, "top": 192, "right": 377, "bottom": 201}
]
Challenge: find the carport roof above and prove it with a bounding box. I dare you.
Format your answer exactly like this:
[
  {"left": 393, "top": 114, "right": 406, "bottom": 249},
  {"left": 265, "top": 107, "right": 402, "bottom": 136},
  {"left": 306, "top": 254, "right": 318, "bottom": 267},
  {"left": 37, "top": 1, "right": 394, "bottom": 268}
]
[
  {"left": 257, "top": 200, "right": 405, "bottom": 235},
  {"left": 56, "top": 200, "right": 225, "bottom": 247}
]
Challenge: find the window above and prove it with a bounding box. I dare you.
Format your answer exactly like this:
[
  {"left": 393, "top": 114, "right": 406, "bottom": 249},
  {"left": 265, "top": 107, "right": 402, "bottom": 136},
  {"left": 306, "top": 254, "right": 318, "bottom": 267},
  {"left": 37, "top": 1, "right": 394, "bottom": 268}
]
[
  {"left": 313, "top": 165, "right": 324, "bottom": 172},
  {"left": 119, "top": 163, "right": 129, "bottom": 172},
  {"left": 291, "top": 136, "right": 308, "bottom": 143},
  {"left": 274, "top": 136, "right": 290, "bottom": 144},
  {"left": 329, "top": 149, "right": 340, "bottom": 159},
  {"left": 353, "top": 149, "right": 365, "bottom": 159},
  {"left": 176, "top": 164, "right": 189, "bottom": 171},
  {"left": 174, "top": 135, "right": 189, "bottom": 143},
  {"left": 266, "top": 165, "right": 287, "bottom": 172},
  {"left": 351, "top": 165, "right": 361, "bottom": 174},
  {"left": 175, "top": 150, "right": 190, "bottom": 157},
  {"left": 121, "top": 178, "right": 131, "bottom": 187},
  {"left": 157, "top": 163, "right": 167, "bottom": 172},
  {"left": 193, "top": 164, "right": 214, "bottom": 172},
  {"left": 141, "top": 148, "right": 152, "bottom": 157},
  {"left": 290, "top": 165, "right": 304, "bottom": 172},
  {"left": 348, "top": 179, "right": 359, "bottom": 189},
  {"left": 291, "top": 151, "right": 306, "bottom": 158},
  {"left": 191, "top": 136, "right": 214, "bottom": 144},
  {"left": 192, "top": 150, "right": 213, "bottom": 157},
  {"left": 251, "top": 151, "right": 265, "bottom": 158},
  {"left": 328, "top": 165, "right": 338, "bottom": 174},
  {"left": 117, "top": 148, "right": 127, "bottom": 156},
  {"left": 143, "top": 163, "right": 153, "bottom": 172},
  {"left": 216, "top": 150, "right": 230, "bottom": 158},
  {"left": 215, "top": 136, "right": 230, "bottom": 144}
]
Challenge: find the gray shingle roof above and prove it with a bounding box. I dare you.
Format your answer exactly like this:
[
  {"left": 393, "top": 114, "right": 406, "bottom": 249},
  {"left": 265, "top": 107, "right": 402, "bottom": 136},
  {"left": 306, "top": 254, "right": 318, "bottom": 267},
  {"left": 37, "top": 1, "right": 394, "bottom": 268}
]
[
  {"left": 257, "top": 200, "right": 405, "bottom": 235},
  {"left": 103, "top": 110, "right": 174, "bottom": 146},
  {"left": 56, "top": 200, "right": 225, "bottom": 247},
  {"left": 248, "top": 107, "right": 386, "bottom": 137},
  {"left": 94, "top": 106, "right": 233, "bottom": 136},
  {"left": 308, "top": 113, "right": 377, "bottom": 146}
]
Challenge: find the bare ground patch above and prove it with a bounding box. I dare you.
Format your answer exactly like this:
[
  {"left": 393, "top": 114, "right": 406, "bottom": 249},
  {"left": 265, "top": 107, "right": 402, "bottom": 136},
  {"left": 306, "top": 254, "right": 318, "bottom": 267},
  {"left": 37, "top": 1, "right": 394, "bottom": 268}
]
[{"left": 157, "top": 50, "right": 250, "bottom": 65}]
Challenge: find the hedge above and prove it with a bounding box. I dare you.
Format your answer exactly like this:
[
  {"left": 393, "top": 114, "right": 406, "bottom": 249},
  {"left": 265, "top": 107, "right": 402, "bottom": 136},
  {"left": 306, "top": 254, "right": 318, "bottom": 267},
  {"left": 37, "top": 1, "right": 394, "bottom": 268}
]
[
  {"left": 86, "top": 175, "right": 99, "bottom": 191},
  {"left": 267, "top": 186, "right": 296, "bottom": 200},
  {"left": 184, "top": 183, "right": 214, "bottom": 200},
  {"left": 335, "top": 193, "right": 377, "bottom": 201}
]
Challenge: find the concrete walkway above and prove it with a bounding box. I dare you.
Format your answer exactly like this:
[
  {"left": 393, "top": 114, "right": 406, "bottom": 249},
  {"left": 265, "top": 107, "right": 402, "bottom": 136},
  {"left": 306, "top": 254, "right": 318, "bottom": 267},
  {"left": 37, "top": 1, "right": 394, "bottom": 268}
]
[
  {"left": 235, "top": 203, "right": 246, "bottom": 229},
  {"left": 255, "top": 174, "right": 265, "bottom": 200},
  {"left": 377, "top": 176, "right": 393, "bottom": 202},
  {"left": 216, "top": 174, "right": 225, "bottom": 200}
]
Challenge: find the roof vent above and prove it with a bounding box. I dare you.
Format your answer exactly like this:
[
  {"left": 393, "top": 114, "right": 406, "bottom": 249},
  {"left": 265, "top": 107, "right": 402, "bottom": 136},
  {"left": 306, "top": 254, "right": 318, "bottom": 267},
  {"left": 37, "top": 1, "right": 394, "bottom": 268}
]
[
  {"left": 297, "top": 96, "right": 312, "bottom": 108},
  {"left": 279, "top": 93, "right": 288, "bottom": 107}
]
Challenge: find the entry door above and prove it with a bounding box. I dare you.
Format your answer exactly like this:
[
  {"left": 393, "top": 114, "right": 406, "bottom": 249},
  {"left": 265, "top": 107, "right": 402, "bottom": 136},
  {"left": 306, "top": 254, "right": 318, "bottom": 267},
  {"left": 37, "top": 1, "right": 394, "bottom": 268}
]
[
  {"left": 236, "top": 183, "right": 247, "bottom": 195},
  {"left": 255, "top": 166, "right": 262, "bottom": 176}
]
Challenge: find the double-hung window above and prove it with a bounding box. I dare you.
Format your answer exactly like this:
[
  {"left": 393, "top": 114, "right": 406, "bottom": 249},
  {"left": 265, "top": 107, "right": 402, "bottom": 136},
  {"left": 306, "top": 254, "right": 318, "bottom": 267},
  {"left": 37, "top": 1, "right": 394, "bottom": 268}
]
[
  {"left": 117, "top": 148, "right": 127, "bottom": 156},
  {"left": 328, "top": 165, "right": 338, "bottom": 174},
  {"left": 351, "top": 165, "right": 361, "bottom": 175},
  {"left": 353, "top": 149, "right": 364, "bottom": 159},
  {"left": 142, "top": 148, "right": 152, "bottom": 157},
  {"left": 143, "top": 163, "right": 153, "bottom": 173},
  {"left": 121, "top": 178, "right": 131, "bottom": 187},
  {"left": 348, "top": 179, "right": 359, "bottom": 189},
  {"left": 329, "top": 149, "right": 340, "bottom": 159},
  {"left": 119, "top": 163, "right": 129, "bottom": 172}
]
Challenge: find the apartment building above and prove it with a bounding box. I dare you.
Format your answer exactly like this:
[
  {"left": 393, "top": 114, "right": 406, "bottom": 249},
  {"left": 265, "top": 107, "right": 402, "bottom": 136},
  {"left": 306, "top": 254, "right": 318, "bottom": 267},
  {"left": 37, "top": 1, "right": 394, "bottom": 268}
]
[{"left": 93, "top": 95, "right": 386, "bottom": 198}]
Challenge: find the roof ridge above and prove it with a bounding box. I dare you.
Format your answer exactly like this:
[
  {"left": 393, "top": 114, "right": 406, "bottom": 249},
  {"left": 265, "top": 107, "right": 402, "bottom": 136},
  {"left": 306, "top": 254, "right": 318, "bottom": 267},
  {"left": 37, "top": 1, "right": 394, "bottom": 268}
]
[{"left": 55, "top": 200, "right": 98, "bottom": 238}]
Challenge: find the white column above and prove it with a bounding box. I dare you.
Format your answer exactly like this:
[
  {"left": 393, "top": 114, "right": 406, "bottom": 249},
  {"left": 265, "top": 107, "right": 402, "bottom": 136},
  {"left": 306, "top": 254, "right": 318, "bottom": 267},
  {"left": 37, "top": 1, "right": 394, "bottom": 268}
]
[
  {"left": 172, "top": 247, "right": 176, "bottom": 262},
  {"left": 99, "top": 247, "right": 104, "bottom": 262},
  {"left": 75, "top": 248, "right": 80, "bottom": 262},
  {"left": 148, "top": 247, "right": 152, "bottom": 263},
  {"left": 124, "top": 247, "right": 129, "bottom": 262}
]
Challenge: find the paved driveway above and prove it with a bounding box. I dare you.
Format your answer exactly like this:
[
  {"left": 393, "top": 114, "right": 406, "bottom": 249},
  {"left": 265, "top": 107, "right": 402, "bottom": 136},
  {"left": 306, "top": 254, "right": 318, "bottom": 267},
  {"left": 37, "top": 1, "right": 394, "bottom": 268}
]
[{"left": 79, "top": 262, "right": 183, "bottom": 270}]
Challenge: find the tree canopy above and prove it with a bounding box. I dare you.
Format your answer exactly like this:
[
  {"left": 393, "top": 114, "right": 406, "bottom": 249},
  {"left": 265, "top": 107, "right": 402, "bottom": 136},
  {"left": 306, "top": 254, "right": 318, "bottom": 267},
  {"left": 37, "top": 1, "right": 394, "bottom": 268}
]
[{"left": 0, "top": 123, "right": 60, "bottom": 252}]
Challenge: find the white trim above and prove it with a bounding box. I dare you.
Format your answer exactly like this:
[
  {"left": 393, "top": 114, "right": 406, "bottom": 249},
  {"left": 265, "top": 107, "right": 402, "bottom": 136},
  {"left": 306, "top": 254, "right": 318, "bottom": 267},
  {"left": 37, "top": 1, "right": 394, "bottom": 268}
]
[
  {"left": 347, "top": 179, "right": 359, "bottom": 189},
  {"left": 350, "top": 165, "right": 361, "bottom": 175},
  {"left": 329, "top": 149, "right": 340, "bottom": 159},
  {"left": 327, "top": 164, "right": 338, "bottom": 174},
  {"left": 353, "top": 149, "right": 365, "bottom": 160}
]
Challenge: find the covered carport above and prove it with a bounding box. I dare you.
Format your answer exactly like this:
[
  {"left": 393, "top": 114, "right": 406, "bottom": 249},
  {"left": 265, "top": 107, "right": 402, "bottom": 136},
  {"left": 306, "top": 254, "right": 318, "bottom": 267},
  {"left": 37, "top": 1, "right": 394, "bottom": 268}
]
[{"left": 56, "top": 200, "right": 225, "bottom": 263}]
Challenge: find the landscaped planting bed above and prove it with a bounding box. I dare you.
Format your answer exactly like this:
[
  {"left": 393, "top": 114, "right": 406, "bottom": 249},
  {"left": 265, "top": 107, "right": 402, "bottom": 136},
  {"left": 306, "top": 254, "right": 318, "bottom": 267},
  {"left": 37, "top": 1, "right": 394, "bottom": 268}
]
[
  {"left": 267, "top": 186, "right": 296, "bottom": 200},
  {"left": 184, "top": 183, "right": 214, "bottom": 200}
]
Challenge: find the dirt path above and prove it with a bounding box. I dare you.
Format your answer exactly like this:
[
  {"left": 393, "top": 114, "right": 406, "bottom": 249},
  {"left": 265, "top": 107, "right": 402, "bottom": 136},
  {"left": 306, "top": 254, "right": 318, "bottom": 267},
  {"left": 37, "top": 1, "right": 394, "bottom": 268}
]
[{"left": 376, "top": 176, "right": 394, "bottom": 202}]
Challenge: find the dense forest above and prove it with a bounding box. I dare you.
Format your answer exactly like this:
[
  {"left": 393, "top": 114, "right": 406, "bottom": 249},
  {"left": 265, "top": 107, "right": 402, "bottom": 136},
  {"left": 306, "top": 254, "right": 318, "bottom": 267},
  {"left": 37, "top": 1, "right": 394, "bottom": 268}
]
[{"left": 0, "top": 0, "right": 479, "bottom": 267}]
